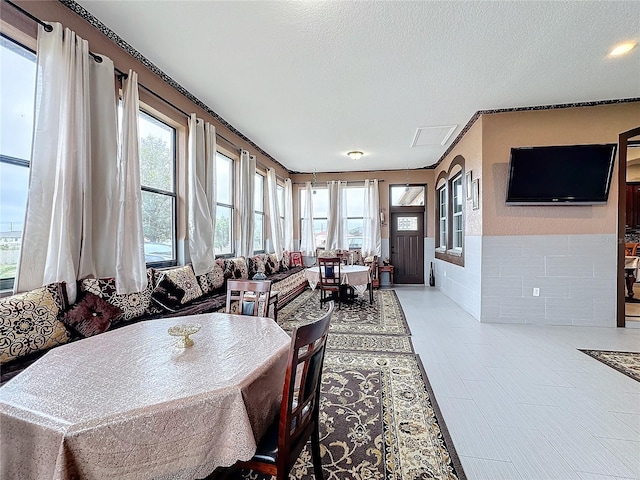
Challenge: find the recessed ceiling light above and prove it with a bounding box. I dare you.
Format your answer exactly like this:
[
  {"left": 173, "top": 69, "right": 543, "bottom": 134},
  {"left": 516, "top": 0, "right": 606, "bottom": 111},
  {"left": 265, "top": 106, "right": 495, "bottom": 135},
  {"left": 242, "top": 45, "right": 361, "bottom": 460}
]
[
  {"left": 609, "top": 41, "right": 637, "bottom": 57},
  {"left": 347, "top": 151, "right": 364, "bottom": 160}
]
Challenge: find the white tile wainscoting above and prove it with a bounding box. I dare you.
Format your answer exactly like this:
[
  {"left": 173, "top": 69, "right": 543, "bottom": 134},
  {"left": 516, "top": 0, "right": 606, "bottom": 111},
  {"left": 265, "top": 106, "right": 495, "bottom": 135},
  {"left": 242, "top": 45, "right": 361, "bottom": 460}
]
[
  {"left": 434, "top": 234, "right": 617, "bottom": 327},
  {"left": 481, "top": 234, "right": 617, "bottom": 327}
]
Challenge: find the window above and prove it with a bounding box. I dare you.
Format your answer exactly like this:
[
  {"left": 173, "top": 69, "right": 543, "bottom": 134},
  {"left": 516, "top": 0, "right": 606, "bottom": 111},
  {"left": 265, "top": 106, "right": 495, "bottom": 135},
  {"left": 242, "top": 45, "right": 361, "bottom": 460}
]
[
  {"left": 435, "top": 157, "right": 466, "bottom": 265},
  {"left": 139, "top": 110, "right": 177, "bottom": 266},
  {"left": 254, "top": 172, "right": 265, "bottom": 252},
  {"left": 215, "top": 153, "right": 234, "bottom": 256},
  {"left": 438, "top": 186, "right": 447, "bottom": 249},
  {"left": 452, "top": 174, "right": 463, "bottom": 250},
  {"left": 346, "top": 187, "right": 364, "bottom": 249},
  {"left": 299, "top": 185, "right": 365, "bottom": 250},
  {"left": 0, "top": 36, "right": 37, "bottom": 289},
  {"left": 300, "top": 188, "right": 329, "bottom": 248},
  {"left": 277, "top": 183, "right": 285, "bottom": 241}
]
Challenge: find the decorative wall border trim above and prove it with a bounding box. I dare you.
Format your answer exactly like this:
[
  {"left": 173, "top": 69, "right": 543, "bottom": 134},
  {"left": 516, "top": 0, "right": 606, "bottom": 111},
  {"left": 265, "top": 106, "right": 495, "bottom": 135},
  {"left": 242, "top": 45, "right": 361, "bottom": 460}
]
[
  {"left": 58, "top": 0, "right": 288, "bottom": 173},
  {"left": 428, "top": 97, "right": 640, "bottom": 170}
]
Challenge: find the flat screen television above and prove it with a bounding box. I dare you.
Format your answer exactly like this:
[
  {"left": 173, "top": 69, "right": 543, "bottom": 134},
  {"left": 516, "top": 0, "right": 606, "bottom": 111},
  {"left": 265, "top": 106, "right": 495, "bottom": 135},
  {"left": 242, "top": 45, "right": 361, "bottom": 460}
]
[{"left": 505, "top": 144, "right": 617, "bottom": 205}]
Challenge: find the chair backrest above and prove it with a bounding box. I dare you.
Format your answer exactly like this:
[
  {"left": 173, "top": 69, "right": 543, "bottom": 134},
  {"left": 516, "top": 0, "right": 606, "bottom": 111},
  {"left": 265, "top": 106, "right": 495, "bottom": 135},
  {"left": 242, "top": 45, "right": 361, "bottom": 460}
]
[
  {"left": 626, "top": 243, "right": 639, "bottom": 256},
  {"left": 226, "top": 279, "right": 272, "bottom": 316},
  {"left": 279, "top": 301, "right": 334, "bottom": 470},
  {"left": 318, "top": 257, "right": 341, "bottom": 289}
]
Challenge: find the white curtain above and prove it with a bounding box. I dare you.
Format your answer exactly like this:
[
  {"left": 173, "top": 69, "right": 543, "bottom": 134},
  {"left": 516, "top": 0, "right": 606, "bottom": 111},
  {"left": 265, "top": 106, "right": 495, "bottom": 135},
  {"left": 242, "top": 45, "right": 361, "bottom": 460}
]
[
  {"left": 300, "top": 181, "right": 316, "bottom": 256},
  {"left": 266, "top": 168, "right": 283, "bottom": 260},
  {"left": 283, "top": 178, "right": 294, "bottom": 252},
  {"left": 362, "top": 179, "right": 382, "bottom": 257},
  {"left": 115, "top": 70, "right": 147, "bottom": 294},
  {"left": 325, "top": 180, "right": 348, "bottom": 250},
  {"left": 187, "top": 114, "right": 217, "bottom": 275},
  {"left": 237, "top": 150, "right": 255, "bottom": 258},
  {"left": 15, "top": 23, "right": 119, "bottom": 302}
]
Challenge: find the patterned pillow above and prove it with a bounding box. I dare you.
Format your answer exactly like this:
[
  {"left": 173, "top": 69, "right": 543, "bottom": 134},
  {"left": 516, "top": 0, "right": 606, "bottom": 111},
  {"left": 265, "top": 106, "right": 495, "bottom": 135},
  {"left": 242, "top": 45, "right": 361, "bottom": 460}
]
[
  {"left": 79, "top": 270, "right": 154, "bottom": 323},
  {"left": 156, "top": 265, "right": 203, "bottom": 304},
  {"left": 265, "top": 253, "right": 279, "bottom": 275},
  {"left": 196, "top": 261, "right": 225, "bottom": 294},
  {"left": 62, "top": 293, "right": 121, "bottom": 337},
  {"left": 248, "top": 254, "right": 266, "bottom": 277},
  {"left": 0, "top": 284, "right": 70, "bottom": 364},
  {"left": 223, "top": 257, "right": 249, "bottom": 280},
  {"left": 280, "top": 250, "right": 290, "bottom": 271},
  {"left": 151, "top": 276, "right": 186, "bottom": 312}
]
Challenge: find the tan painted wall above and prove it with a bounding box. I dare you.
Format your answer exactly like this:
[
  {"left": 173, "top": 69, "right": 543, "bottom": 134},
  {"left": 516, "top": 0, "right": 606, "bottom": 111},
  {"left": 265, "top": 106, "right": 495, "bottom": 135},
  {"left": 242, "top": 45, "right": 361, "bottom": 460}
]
[
  {"left": 433, "top": 118, "right": 484, "bottom": 236},
  {"left": 481, "top": 103, "right": 640, "bottom": 236},
  {"left": 290, "top": 169, "right": 435, "bottom": 240}
]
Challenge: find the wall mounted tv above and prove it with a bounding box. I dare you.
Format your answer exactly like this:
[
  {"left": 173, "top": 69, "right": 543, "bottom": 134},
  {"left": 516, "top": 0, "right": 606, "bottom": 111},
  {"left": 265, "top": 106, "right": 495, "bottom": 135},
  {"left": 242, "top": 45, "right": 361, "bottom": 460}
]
[{"left": 505, "top": 144, "right": 617, "bottom": 205}]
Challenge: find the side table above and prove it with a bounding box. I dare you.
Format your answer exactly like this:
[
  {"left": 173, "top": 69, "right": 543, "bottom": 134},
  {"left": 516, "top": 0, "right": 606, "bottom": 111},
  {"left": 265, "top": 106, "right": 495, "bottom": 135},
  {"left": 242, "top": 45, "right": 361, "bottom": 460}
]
[{"left": 379, "top": 265, "right": 394, "bottom": 287}]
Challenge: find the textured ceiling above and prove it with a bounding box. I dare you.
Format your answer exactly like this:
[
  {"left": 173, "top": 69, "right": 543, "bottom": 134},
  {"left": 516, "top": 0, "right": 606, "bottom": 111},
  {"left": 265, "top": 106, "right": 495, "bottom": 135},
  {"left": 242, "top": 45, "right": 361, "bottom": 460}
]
[{"left": 74, "top": 0, "right": 640, "bottom": 173}]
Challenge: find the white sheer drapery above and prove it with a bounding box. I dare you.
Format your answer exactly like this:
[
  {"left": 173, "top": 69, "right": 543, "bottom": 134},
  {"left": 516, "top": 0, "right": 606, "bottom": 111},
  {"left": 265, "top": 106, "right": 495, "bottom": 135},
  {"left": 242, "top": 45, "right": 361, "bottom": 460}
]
[
  {"left": 266, "top": 169, "right": 283, "bottom": 260},
  {"left": 362, "top": 179, "right": 382, "bottom": 257},
  {"left": 187, "top": 114, "right": 217, "bottom": 275},
  {"left": 283, "top": 178, "right": 294, "bottom": 252},
  {"left": 237, "top": 151, "right": 256, "bottom": 258},
  {"left": 300, "top": 181, "right": 316, "bottom": 256},
  {"left": 115, "top": 70, "right": 147, "bottom": 294},
  {"left": 15, "top": 23, "right": 119, "bottom": 302},
  {"left": 325, "top": 180, "right": 348, "bottom": 250}
]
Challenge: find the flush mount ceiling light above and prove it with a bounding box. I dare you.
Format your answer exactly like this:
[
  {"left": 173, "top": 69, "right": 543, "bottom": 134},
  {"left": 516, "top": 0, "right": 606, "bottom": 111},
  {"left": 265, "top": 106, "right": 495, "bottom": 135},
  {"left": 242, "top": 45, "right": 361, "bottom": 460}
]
[
  {"left": 347, "top": 151, "right": 364, "bottom": 161},
  {"left": 609, "top": 41, "right": 637, "bottom": 57}
]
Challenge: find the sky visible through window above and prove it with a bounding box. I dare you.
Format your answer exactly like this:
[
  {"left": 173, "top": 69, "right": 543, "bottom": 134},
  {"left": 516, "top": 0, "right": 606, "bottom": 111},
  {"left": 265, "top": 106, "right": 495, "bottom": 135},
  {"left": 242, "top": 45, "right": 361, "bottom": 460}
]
[{"left": 0, "top": 37, "right": 36, "bottom": 233}]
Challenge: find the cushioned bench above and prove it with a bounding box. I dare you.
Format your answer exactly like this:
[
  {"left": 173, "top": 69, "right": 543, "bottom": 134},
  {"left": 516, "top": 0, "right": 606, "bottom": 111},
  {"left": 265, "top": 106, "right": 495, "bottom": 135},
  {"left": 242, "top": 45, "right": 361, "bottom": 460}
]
[{"left": 0, "top": 252, "right": 308, "bottom": 385}]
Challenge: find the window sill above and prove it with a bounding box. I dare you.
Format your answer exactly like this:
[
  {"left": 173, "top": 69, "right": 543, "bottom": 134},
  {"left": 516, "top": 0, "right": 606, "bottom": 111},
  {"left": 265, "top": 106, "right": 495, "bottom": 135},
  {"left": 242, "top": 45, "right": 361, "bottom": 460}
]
[{"left": 435, "top": 249, "right": 464, "bottom": 267}]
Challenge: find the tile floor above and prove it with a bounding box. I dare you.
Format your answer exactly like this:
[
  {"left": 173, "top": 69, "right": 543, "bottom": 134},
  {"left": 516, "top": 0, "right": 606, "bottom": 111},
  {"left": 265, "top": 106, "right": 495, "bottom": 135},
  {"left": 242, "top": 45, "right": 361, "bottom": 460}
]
[{"left": 394, "top": 286, "right": 640, "bottom": 480}]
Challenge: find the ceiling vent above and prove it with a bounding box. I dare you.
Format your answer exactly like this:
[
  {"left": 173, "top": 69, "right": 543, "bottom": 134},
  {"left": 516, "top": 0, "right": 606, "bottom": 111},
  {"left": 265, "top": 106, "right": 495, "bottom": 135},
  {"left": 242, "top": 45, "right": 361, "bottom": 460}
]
[{"left": 411, "top": 125, "right": 457, "bottom": 147}]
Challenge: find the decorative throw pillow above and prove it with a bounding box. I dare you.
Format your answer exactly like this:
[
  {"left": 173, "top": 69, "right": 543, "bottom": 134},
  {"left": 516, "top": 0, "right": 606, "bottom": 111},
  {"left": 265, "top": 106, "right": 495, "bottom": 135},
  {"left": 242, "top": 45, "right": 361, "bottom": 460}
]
[
  {"left": 280, "top": 250, "right": 290, "bottom": 271},
  {"left": 156, "top": 265, "right": 203, "bottom": 305},
  {"left": 196, "top": 261, "right": 225, "bottom": 294},
  {"left": 224, "top": 257, "right": 249, "bottom": 280},
  {"left": 151, "top": 276, "right": 186, "bottom": 312},
  {"left": 265, "top": 253, "right": 279, "bottom": 275},
  {"left": 248, "top": 254, "right": 265, "bottom": 277},
  {"left": 0, "top": 285, "right": 70, "bottom": 364},
  {"left": 62, "top": 293, "right": 121, "bottom": 337},
  {"left": 79, "top": 270, "right": 154, "bottom": 323},
  {"left": 290, "top": 251, "right": 303, "bottom": 267}
]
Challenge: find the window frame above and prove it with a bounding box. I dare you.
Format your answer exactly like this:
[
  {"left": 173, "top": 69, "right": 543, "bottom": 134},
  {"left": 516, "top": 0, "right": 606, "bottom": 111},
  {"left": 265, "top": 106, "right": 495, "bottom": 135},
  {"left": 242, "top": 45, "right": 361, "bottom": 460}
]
[
  {"left": 138, "top": 107, "right": 178, "bottom": 269},
  {"left": 451, "top": 173, "right": 464, "bottom": 251},
  {"left": 299, "top": 186, "right": 329, "bottom": 250},
  {"left": 254, "top": 171, "right": 265, "bottom": 253},
  {"left": 0, "top": 35, "right": 37, "bottom": 291},
  {"left": 434, "top": 156, "right": 466, "bottom": 267},
  {"left": 214, "top": 152, "right": 235, "bottom": 258}
]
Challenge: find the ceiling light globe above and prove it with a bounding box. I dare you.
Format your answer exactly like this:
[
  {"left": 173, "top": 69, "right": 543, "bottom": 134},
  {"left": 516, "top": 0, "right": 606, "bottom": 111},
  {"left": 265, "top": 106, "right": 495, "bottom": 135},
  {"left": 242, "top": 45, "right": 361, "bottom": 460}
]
[{"left": 347, "top": 151, "right": 364, "bottom": 161}]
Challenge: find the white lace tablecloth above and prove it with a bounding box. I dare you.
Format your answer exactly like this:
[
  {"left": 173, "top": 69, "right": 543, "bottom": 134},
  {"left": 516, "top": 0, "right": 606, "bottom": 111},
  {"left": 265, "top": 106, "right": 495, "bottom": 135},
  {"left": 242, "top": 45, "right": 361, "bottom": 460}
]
[
  {"left": 0, "top": 314, "right": 290, "bottom": 480},
  {"left": 305, "top": 265, "right": 371, "bottom": 294}
]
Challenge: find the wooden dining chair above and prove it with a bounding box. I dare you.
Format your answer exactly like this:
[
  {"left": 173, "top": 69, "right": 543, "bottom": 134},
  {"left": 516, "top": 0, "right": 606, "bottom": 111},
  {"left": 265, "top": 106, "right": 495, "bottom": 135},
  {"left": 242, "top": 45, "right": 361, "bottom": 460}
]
[
  {"left": 235, "top": 301, "right": 334, "bottom": 480},
  {"left": 318, "top": 257, "right": 342, "bottom": 309},
  {"left": 625, "top": 243, "right": 639, "bottom": 257},
  {"left": 225, "top": 279, "right": 272, "bottom": 317}
]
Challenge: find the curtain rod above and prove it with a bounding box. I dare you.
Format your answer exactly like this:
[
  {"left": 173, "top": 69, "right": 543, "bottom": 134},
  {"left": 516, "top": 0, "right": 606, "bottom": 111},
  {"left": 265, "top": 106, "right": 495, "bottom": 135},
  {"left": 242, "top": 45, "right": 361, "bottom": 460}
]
[
  {"left": 292, "top": 180, "right": 386, "bottom": 185},
  {"left": 6, "top": 0, "right": 285, "bottom": 182}
]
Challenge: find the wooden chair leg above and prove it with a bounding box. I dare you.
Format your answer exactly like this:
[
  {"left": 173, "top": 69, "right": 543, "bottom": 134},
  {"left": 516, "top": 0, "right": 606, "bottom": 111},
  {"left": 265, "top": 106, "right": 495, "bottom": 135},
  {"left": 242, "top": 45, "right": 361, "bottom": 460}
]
[{"left": 311, "top": 424, "right": 324, "bottom": 480}]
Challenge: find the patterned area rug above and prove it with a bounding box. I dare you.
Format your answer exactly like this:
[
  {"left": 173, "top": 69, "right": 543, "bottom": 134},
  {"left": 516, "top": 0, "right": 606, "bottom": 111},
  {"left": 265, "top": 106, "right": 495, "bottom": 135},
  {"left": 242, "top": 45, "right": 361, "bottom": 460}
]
[
  {"left": 225, "top": 350, "right": 463, "bottom": 480},
  {"left": 277, "top": 288, "right": 411, "bottom": 336},
  {"left": 579, "top": 350, "right": 640, "bottom": 382}
]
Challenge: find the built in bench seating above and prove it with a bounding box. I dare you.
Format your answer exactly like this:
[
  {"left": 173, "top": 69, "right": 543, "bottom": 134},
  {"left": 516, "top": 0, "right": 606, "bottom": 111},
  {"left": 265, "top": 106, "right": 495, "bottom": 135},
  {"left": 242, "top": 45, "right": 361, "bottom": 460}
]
[{"left": 0, "top": 251, "right": 308, "bottom": 385}]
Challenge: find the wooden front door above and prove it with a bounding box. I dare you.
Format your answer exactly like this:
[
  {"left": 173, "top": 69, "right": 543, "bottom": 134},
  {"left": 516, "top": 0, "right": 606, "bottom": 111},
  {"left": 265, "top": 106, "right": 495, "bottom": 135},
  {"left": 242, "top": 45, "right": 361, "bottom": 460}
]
[{"left": 390, "top": 210, "right": 424, "bottom": 284}]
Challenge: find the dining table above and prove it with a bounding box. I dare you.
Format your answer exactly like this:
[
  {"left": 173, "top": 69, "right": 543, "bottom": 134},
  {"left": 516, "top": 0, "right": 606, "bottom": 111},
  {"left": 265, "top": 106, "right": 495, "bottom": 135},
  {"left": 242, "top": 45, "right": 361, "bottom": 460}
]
[
  {"left": 305, "top": 264, "right": 373, "bottom": 303},
  {"left": 0, "top": 314, "right": 290, "bottom": 480}
]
